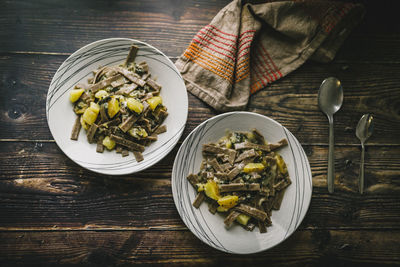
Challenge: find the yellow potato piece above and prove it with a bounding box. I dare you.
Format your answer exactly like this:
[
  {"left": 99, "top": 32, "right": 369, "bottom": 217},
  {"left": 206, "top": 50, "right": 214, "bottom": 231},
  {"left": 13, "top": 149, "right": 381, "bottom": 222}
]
[
  {"left": 275, "top": 154, "right": 287, "bottom": 174},
  {"left": 225, "top": 140, "right": 232, "bottom": 149},
  {"left": 95, "top": 90, "right": 108, "bottom": 99},
  {"left": 102, "top": 136, "right": 115, "bottom": 150},
  {"left": 246, "top": 132, "right": 254, "bottom": 141},
  {"left": 69, "top": 89, "right": 84, "bottom": 103},
  {"left": 146, "top": 96, "right": 162, "bottom": 111},
  {"left": 107, "top": 98, "right": 120, "bottom": 118},
  {"left": 217, "top": 206, "right": 229, "bottom": 212},
  {"left": 196, "top": 183, "right": 205, "bottom": 192},
  {"left": 243, "top": 163, "right": 265, "bottom": 173},
  {"left": 89, "top": 102, "right": 100, "bottom": 114},
  {"left": 82, "top": 108, "right": 98, "bottom": 125},
  {"left": 126, "top": 98, "right": 143, "bottom": 114},
  {"left": 217, "top": 195, "right": 238, "bottom": 209},
  {"left": 128, "top": 127, "right": 148, "bottom": 139},
  {"left": 236, "top": 214, "right": 251, "bottom": 226},
  {"left": 204, "top": 180, "right": 220, "bottom": 201}
]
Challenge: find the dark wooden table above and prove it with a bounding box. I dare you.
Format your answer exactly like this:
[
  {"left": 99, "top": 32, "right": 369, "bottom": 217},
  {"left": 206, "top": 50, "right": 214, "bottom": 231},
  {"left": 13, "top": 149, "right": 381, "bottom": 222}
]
[{"left": 1, "top": 0, "right": 399, "bottom": 266}]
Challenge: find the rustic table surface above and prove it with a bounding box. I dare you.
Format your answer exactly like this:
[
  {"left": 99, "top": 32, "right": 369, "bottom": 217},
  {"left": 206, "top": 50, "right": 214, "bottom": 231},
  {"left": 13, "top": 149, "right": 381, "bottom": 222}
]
[{"left": 1, "top": 0, "right": 399, "bottom": 266}]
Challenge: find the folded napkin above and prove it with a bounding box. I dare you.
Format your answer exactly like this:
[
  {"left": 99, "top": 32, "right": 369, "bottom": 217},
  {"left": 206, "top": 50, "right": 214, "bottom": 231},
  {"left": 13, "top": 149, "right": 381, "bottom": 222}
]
[{"left": 175, "top": 0, "right": 364, "bottom": 111}]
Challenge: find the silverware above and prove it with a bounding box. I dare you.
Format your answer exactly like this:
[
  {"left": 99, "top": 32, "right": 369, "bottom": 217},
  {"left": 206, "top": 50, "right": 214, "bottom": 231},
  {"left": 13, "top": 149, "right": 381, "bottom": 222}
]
[
  {"left": 318, "top": 77, "right": 344, "bottom": 193},
  {"left": 356, "top": 114, "right": 374, "bottom": 194}
]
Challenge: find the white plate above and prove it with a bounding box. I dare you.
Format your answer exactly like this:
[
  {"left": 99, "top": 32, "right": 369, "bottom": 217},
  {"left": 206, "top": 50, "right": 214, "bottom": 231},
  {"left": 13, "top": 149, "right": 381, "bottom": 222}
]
[
  {"left": 172, "top": 111, "right": 312, "bottom": 254},
  {"left": 46, "top": 38, "right": 188, "bottom": 175}
]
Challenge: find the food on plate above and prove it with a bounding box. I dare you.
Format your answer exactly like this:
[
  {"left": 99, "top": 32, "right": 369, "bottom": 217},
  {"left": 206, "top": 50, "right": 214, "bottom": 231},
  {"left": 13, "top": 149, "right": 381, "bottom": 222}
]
[
  {"left": 187, "top": 129, "right": 291, "bottom": 233},
  {"left": 69, "top": 44, "right": 168, "bottom": 162}
]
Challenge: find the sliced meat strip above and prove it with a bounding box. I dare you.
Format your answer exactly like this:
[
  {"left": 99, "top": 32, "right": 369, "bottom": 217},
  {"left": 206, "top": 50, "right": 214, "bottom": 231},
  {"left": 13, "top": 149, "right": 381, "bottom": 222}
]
[
  {"left": 146, "top": 78, "right": 162, "bottom": 91},
  {"left": 208, "top": 158, "right": 223, "bottom": 173},
  {"left": 227, "top": 166, "right": 241, "bottom": 180},
  {"left": 125, "top": 44, "right": 139, "bottom": 66},
  {"left": 193, "top": 192, "right": 205, "bottom": 209},
  {"left": 86, "top": 123, "right": 99, "bottom": 144},
  {"left": 234, "top": 204, "right": 268, "bottom": 222},
  {"left": 252, "top": 128, "right": 265, "bottom": 144},
  {"left": 235, "top": 149, "right": 256, "bottom": 163},
  {"left": 121, "top": 149, "right": 129, "bottom": 157},
  {"left": 202, "top": 144, "right": 236, "bottom": 164},
  {"left": 269, "top": 138, "right": 288, "bottom": 150},
  {"left": 153, "top": 125, "right": 167, "bottom": 134},
  {"left": 110, "top": 134, "right": 145, "bottom": 152},
  {"left": 119, "top": 114, "right": 139, "bottom": 133},
  {"left": 116, "top": 83, "right": 138, "bottom": 95},
  {"left": 187, "top": 174, "right": 200, "bottom": 187},
  {"left": 96, "top": 136, "right": 105, "bottom": 153},
  {"left": 89, "top": 74, "right": 123, "bottom": 93},
  {"left": 234, "top": 141, "right": 271, "bottom": 152},
  {"left": 224, "top": 210, "right": 241, "bottom": 227},
  {"left": 273, "top": 179, "right": 292, "bottom": 191},
  {"left": 133, "top": 151, "right": 144, "bottom": 162},
  {"left": 219, "top": 183, "right": 260, "bottom": 193},
  {"left": 116, "top": 67, "right": 146, "bottom": 87},
  {"left": 70, "top": 116, "right": 81, "bottom": 140}
]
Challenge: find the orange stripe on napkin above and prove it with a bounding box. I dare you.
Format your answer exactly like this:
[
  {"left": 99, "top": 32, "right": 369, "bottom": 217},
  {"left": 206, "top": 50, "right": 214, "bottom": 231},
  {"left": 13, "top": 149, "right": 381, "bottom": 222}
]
[
  {"left": 184, "top": 51, "right": 234, "bottom": 84},
  {"left": 186, "top": 46, "right": 234, "bottom": 76}
]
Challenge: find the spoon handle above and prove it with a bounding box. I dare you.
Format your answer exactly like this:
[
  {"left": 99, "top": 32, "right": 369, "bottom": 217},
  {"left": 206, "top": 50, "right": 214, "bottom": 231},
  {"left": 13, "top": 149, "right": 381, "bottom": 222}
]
[
  {"left": 359, "top": 143, "right": 365, "bottom": 194},
  {"left": 328, "top": 117, "right": 335, "bottom": 193}
]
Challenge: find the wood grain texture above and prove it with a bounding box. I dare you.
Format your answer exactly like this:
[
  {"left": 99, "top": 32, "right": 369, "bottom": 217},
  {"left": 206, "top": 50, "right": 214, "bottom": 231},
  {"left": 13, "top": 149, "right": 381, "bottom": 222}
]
[
  {"left": 1, "top": 0, "right": 400, "bottom": 265},
  {"left": 0, "top": 142, "right": 399, "bottom": 230},
  {"left": 1, "top": 54, "right": 399, "bottom": 143},
  {"left": 0, "top": 230, "right": 399, "bottom": 266},
  {"left": 1, "top": 0, "right": 400, "bottom": 63},
  {"left": 1, "top": 0, "right": 230, "bottom": 56}
]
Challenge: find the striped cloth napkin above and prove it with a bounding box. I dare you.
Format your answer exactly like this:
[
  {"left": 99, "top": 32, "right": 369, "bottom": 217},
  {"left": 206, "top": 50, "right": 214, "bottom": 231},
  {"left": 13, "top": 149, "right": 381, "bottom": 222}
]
[{"left": 175, "top": 0, "right": 364, "bottom": 111}]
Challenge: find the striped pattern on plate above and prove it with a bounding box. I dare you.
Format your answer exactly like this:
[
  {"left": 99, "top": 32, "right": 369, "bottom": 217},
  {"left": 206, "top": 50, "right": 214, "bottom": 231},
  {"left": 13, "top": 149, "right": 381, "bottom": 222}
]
[
  {"left": 46, "top": 38, "right": 188, "bottom": 175},
  {"left": 172, "top": 111, "right": 312, "bottom": 254}
]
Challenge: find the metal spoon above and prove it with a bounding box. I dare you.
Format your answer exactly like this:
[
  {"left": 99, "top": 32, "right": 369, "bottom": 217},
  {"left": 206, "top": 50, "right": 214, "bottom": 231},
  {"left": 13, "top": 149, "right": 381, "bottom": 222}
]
[
  {"left": 318, "top": 77, "right": 344, "bottom": 193},
  {"left": 356, "top": 114, "right": 374, "bottom": 194}
]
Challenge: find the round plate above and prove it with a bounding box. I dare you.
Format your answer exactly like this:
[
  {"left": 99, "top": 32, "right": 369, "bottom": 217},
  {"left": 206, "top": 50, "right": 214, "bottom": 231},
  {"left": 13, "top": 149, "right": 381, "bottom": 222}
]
[
  {"left": 46, "top": 38, "right": 188, "bottom": 175},
  {"left": 171, "top": 111, "right": 312, "bottom": 254}
]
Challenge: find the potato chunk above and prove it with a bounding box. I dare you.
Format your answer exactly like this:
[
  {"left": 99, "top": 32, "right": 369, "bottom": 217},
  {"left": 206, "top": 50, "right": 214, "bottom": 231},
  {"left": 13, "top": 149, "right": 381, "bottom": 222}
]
[
  {"left": 243, "top": 163, "right": 265, "bottom": 173},
  {"left": 82, "top": 108, "right": 98, "bottom": 125},
  {"left": 204, "top": 180, "right": 220, "bottom": 201},
  {"left": 126, "top": 98, "right": 143, "bottom": 114},
  {"left": 128, "top": 127, "right": 148, "bottom": 139},
  {"left": 89, "top": 102, "right": 100, "bottom": 114},
  {"left": 217, "top": 206, "right": 229, "bottom": 212},
  {"left": 146, "top": 96, "right": 162, "bottom": 111},
  {"left": 69, "top": 89, "right": 84, "bottom": 103},
  {"left": 275, "top": 154, "right": 287, "bottom": 174},
  {"left": 95, "top": 90, "right": 108, "bottom": 99},
  {"left": 217, "top": 195, "right": 238, "bottom": 209},
  {"left": 102, "top": 136, "right": 116, "bottom": 150},
  {"left": 107, "top": 97, "right": 120, "bottom": 118},
  {"left": 236, "top": 214, "right": 251, "bottom": 226}
]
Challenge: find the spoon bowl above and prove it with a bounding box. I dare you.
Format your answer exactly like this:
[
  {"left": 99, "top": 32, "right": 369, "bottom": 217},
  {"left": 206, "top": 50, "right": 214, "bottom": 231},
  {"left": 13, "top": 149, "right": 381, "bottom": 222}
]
[
  {"left": 318, "top": 77, "right": 344, "bottom": 116},
  {"left": 318, "top": 77, "right": 344, "bottom": 193},
  {"left": 356, "top": 114, "right": 374, "bottom": 194},
  {"left": 356, "top": 114, "right": 374, "bottom": 143}
]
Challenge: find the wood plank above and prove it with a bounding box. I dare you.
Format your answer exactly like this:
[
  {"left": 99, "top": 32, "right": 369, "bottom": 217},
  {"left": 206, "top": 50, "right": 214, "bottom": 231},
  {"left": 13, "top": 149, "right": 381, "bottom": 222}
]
[
  {"left": 0, "top": 142, "right": 399, "bottom": 230},
  {"left": 1, "top": 1, "right": 400, "bottom": 63},
  {"left": 0, "top": 230, "right": 398, "bottom": 266},
  {"left": 0, "top": 54, "right": 399, "bottom": 143},
  {"left": 1, "top": 0, "right": 230, "bottom": 56}
]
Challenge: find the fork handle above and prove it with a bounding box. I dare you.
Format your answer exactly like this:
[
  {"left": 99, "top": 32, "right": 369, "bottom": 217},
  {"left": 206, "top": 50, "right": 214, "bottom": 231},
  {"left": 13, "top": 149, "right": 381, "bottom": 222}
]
[
  {"left": 359, "top": 143, "right": 365, "bottom": 194},
  {"left": 328, "top": 117, "right": 335, "bottom": 193}
]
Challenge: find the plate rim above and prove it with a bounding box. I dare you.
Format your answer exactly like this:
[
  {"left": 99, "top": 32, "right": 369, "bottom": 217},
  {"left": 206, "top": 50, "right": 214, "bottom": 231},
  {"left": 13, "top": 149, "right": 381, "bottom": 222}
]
[
  {"left": 46, "top": 37, "right": 188, "bottom": 175},
  {"left": 171, "top": 111, "right": 313, "bottom": 254}
]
